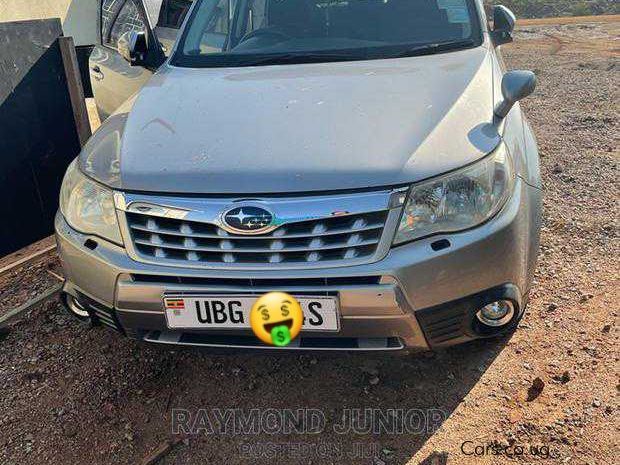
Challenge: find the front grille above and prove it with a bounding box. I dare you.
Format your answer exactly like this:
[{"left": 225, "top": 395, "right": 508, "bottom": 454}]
[
  {"left": 130, "top": 274, "right": 382, "bottom": 288},
  {"left": 126, "top": 210, "right": 388, "bottom": 266}
]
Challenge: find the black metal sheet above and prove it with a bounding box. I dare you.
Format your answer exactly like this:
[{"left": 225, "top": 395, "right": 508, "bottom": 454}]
[{"left": 0, "top": 19, "right": 81, "bottom": 256}]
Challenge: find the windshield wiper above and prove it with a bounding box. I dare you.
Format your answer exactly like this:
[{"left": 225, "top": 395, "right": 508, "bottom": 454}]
[
  {"left": 396, "top": 39, "right": 476, "bottom": 58},
  {"left": 197, "top": 39, "right": 478, "bottom": 68},
  {"left": 231, "top": 52, "right": 363, "bottom": 67}
]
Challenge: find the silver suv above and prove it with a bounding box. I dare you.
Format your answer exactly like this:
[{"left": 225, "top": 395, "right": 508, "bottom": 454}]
[{"left": 56, "top": 0, "right": 542, "bottom": 351}]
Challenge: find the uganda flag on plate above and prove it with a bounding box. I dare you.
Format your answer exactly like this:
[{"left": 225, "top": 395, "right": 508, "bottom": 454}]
[{"left": 165, "top": 298, "right": 185, "bottom": 312}]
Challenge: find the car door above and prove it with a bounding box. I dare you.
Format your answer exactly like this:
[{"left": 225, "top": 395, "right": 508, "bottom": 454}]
[{"left": 89, "top": 0, "right": 155, "bottom": 121}]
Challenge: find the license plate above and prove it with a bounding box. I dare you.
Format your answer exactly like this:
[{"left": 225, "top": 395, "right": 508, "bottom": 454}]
[{"left": 163, "top": 295, "right": 340, "bottom": 331}]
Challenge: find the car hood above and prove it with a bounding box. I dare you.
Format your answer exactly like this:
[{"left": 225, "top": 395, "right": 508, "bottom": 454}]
[{"left": 82, "top": 46, "right": 501, "bottom": 194}]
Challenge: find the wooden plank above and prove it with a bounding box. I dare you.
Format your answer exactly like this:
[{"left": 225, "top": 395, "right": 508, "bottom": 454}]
[
  {"left": 47, "top": 269, "right": 64, "bottom": 281},
  {"left": 0, "top": 236, "right": 55, "bottom": 269},
  {"left": 0, "top": 244, "right": 57, "bottom": 276},
  {"left": 0, "top": 283, "right": 63, "bottom": 329},
  {"left": 140, "top": 439, "right": 183, "bottom": 465},
  {"left": 59, "top": 36, "right": 92, "bottom": 147}
]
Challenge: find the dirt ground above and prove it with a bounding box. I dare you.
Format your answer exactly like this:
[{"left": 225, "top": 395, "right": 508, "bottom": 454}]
[
  {"left": 0, "top": 19, "right": 618, "bottom": 465},
  {"left": 517, "top": 14, "right": 620, "bottom": 26}
]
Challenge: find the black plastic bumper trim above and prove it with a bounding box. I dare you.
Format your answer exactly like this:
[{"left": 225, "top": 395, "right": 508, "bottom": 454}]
[
  {"left": 62, "top": 291, "right": 126, "bottom": 335},
  {"left": 416, "top": 284, "right": 523, "bottom": 348}
]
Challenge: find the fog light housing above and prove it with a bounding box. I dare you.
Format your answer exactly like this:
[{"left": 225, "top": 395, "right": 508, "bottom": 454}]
[
  {"left": 63, "top": 294, "right": 91, "bottom": 321},
  {"left": 476, "top": 300, "right": 515, "bottom": 327}
]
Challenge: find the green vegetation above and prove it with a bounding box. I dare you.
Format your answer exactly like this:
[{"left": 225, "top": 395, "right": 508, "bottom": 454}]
[{"left": 483, "top": 0, "right": 620, "bottom": 18}]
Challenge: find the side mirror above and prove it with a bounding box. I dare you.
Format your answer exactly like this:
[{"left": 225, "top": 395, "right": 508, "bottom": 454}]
[
  {"left": 119, "top": 31, "right": 165, "bottom": 69},
  {"left": 491, "top": 5, "right": 516, "bottom": 46},
  {"left": 495, "top": 70, "right": 537, "bottom": 119},
  {"left": 129, "top": 31, "right": 149, "bottom": 65}
]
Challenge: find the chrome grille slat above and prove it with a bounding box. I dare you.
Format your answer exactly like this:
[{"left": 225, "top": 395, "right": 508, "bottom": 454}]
[
  {"left": 124, "top": 199, "right": 391, "bottom": 266},
  {"left": 133, "top": 237, "right": 381, "bottom": 253},
  {"left": 128, "top": 221, "right": 384, "bottom": 239}
]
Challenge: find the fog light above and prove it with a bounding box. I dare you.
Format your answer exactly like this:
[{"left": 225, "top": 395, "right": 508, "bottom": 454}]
[{"left": 476, "top": 300, "right": 515, "bottom": 327}]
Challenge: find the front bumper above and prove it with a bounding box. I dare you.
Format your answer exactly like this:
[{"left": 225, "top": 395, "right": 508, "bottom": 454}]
[{"left": 55, "top": 179, "right": 541, "bottom": 351}]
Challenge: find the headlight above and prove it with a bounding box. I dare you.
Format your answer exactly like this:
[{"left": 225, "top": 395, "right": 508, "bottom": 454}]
[
  {"left": 59, "top": 159, "right": 123, "bottom": 245},
  {"left": 394, "top": 144, "right": 515, "bottom": 245}
]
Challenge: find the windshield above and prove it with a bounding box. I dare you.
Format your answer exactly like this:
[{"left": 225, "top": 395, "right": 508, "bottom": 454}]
[{"left": 172, "top": 0, "right": 482, "bottom": 67}]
